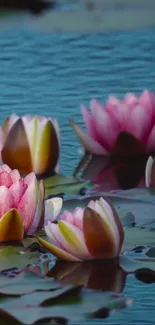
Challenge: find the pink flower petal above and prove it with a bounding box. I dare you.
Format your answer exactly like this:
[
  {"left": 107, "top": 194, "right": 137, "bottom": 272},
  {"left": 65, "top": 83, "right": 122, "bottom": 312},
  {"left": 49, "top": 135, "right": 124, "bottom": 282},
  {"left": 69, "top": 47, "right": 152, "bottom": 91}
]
[
  {"left": 0, "top": 164, "right": 11, "bottom": 173},
  {"left": 126, "top": 105, "right": 152, "bottom": 141},
  {"left": 90, "top": 99, "right": 104, "bottom": 116},
  {"left": 24, "top": 172, "right": 37, "bottom": 185},
  {"left": 139, "top": 90, "right": 155, "bottom": 115},
  {"left": 9, "top": 179, "right": 27, "bottom": 207},
  {"left": 70, "top": 120, "right": 108, "bottom": 155},
  {"left": 81, "top": 105, "right": 98, "bottom": 140},
  {"left": 0, "top": 172, "right": 12, "bottom": 188},
  {"left": 73, "top": 208, "right": 84, "bottom": 230},
  {"left": 27, "top": 180, "right": 45, "bottom": 235},
  {"left": 0, "top": 186, "right": 13, "bottom": 218},
  {"left": 17, "top": 181, "right": 37, "bottom": 233},
  {"left": 61, "top": 211, "right": 75, "bottom": 224},
  {"left": 94, "top": 108, "right": 120, "bottom": 151},
  {"left": 9, "top": 169, "right": 21, "bottom": 183},
  {"left": 123, "top": 93, "right": 138, "bottom": 107}
]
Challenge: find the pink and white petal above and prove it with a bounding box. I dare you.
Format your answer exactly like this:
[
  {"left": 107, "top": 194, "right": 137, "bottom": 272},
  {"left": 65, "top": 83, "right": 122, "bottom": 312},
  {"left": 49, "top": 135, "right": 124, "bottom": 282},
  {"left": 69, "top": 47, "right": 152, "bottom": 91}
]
[
  {"left": 7, "top": 114, "right": 20, "bottom": 132},
  {"left": 126, "top": 105, "right": 152, "bottom": 141},
  {"left": 27, "top": 180, "right": 45, "bottom": 235},
  {"left": 24, "top": 172, "right": 37, "bottom": 185},
  {"left": 58, "top": 220, "right": 91, "bottom": 260},
  {"left": 0, "top": 172, "right": 13, "bottom": 188},
  {"left": 146, "top": 125, "right": 155, "bottom": 153},
  {"left": 81, "top": 105, "right": 97, "bottom": 140},
  {"left": 9, "top": 179, "right": 27, "bottom": 207},
  {"left": 90, "top": 99, "right": 104, "bottom": 116},
  {"left": 73, "top": 208, "right": 84, "bottom": 230},
  {"left": 145, "top": 156, "right": 153, "bottom": 187},
  {"left": 38, "top": 236, "right": 81, "bottom": 261},
  {"left": 70, "top": 120, "right": 108, "bottom": 155},
  {"left": 9, "top": 169, "right": 21, "bottom": 183},
  {"left": 0, "top": 164, "right": 12, "bottom": 173},
  {"left": 123, "top": 93, "right": 138, "bottom": 107},
  {"left": 17, "top": 181, "right": 38, "bottom": 233},
  {"left": 44, "top": 222, "right": 60, "bottom": 246},
  {"left": 0, "top": 186, "right": 13, "bottom": 218},
  {"left": 61, "top": 211, "right": 75, "bottom": 224},
  {"left": 106, "top": 95, "right": 121, "bottom": 108},
  {"left": 106, "top": 102, "right": 129, "bottom": 128},
  {"left": 139, "top": 90, "right": 155, "bottom": 114},
  {"left": 44, "top": 197, "right": 63, "bottom": 224}
]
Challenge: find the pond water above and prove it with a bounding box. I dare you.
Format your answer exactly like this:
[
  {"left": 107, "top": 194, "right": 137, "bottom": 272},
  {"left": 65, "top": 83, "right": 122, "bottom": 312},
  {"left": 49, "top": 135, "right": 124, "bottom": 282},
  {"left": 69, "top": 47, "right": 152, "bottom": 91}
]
[{"left": 0, "top": 26, "right": 155, "bottom": 324}]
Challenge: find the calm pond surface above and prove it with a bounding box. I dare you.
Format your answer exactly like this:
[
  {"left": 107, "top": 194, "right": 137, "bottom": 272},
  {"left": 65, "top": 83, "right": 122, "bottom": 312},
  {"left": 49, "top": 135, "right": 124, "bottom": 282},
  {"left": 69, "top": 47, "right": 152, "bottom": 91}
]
[{"left": 0, "top": 26, "right": 155, "bottom": 324}]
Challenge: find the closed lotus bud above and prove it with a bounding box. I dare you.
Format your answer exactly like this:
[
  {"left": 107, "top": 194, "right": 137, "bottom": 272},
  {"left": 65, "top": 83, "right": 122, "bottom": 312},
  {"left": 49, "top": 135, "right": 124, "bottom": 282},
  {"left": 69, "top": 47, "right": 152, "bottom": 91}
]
[
  {"left": 0, "top": 114, "right": 60, "bottom": 176},
  {"left": 38, "top": 197, "right": 124, "bottom": 261},
  {"left": 0, "top": 164, "right": 63, "bottom": 242}
]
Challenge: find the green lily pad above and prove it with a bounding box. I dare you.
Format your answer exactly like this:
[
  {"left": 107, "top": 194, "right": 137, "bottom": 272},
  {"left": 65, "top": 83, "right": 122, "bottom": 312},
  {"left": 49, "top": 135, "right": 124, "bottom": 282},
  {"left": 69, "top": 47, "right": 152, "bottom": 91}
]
[
  {"left": 0, "top": 288, "right": 132, "bottom": 325},
  {"left": 44, "top": 174, "right": 92, "bottom": 198},
  {"left": 120, "top": 256, "right": 155, "bottom": 273},
  {"left": 0, "top": 246, "right": 40, "bottom": 272},
  {"left": 0, "top": 271, "right": 62, "bottom": 295},
  {"left": 123, "top": 227, "right": 155, "bottom": 252}
]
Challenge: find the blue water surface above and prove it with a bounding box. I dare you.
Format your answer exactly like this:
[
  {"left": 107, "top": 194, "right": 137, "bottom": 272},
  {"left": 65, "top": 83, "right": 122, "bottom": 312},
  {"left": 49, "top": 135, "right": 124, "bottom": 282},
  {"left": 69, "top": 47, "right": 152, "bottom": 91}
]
[{"left": 0, "top": 26, "right": 155, "bottom": 324}]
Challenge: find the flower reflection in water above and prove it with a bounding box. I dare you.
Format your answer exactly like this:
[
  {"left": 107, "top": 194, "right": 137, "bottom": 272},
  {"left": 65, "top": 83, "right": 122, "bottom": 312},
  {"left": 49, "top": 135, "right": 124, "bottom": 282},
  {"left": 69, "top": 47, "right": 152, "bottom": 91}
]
[
  {"left": 74, "top": 153, "right": 148, "bottom": 191},
  {"left": 47, "top": 259, "right": 126, "bottom": 293}
]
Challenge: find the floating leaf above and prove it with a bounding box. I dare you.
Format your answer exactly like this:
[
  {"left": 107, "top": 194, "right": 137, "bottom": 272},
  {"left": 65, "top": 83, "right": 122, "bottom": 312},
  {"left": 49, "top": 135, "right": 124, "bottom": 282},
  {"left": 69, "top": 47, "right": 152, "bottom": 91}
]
[
  {"left": 123, "top": 227, "right": 155, "bottom": 252},
  {"left": 0, "top": 271, "right": 61, "bottom": 295},
  {"left": 44, "top": 174, "right": 92, "bottom": 198},
  {"left": 0, "top": 246, "right": 39, "bottom": 272},
  {"left": 120, "top": 256, "right": 155, "bottom": 273},
  {"left": 0, "top": 289, "right": 132, "bottom": 325}
]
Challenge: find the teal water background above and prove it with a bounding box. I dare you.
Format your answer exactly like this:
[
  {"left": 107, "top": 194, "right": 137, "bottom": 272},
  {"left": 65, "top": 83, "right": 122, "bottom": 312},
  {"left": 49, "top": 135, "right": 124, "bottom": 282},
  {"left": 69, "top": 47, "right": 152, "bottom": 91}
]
[{"left": 0, "top": 26, "right": 155, "bottom": 324}]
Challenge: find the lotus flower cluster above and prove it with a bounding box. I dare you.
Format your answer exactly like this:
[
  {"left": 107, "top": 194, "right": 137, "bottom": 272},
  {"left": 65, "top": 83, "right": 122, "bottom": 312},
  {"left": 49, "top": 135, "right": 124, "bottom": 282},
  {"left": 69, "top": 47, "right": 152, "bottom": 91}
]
[
  {"left": 145, "top": 156, "right": 155, "bottom": 187},
  {"left": 71, "top": 90, "right": 155, "bottom": 156},
  {"left": 0, "top": 114, "right": 59, "bottom": 176},
  {"left": 39, "top": 197, "right": 124, "bottom": 261},
  {"left": 0, "top": 164, "right": 62, "bottom": 242}
]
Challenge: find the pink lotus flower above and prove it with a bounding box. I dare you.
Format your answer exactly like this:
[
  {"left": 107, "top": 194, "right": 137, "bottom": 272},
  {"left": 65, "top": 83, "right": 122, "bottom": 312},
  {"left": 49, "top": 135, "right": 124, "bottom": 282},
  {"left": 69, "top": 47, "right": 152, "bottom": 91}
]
[
  {"left": 0, "top": 114, "right": 59, "bottom": 176},
  {"left": 38, "top": 197, "right": 124, "bottom": 261},
  {"left": 0, "top": 164, "right": 63, "bottom": 242},
  {"left": 145, "top": 156, "right": 155, "bottom": 187},
  {"left": 71, "top": 90, "right": 155, "bottom": 156}
]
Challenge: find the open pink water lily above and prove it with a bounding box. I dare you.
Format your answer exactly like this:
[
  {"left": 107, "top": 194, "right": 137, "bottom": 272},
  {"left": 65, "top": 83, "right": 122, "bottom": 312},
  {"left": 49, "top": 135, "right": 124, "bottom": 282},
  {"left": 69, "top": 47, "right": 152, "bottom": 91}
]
[
  {"left": 145, "top": 156, "right": 155, "bottom": 187},
  {"left": 71, "top": 90, "right": 155, "bottom": 156},
  {"left": 0, "top": 164, "right": 63, "bottom": 242},
  {"left": 38, "top": 197, "right": 124, "bottom": 261},
  {"left": 0, "top": 114, "right": 60, "bottom": 175}
]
